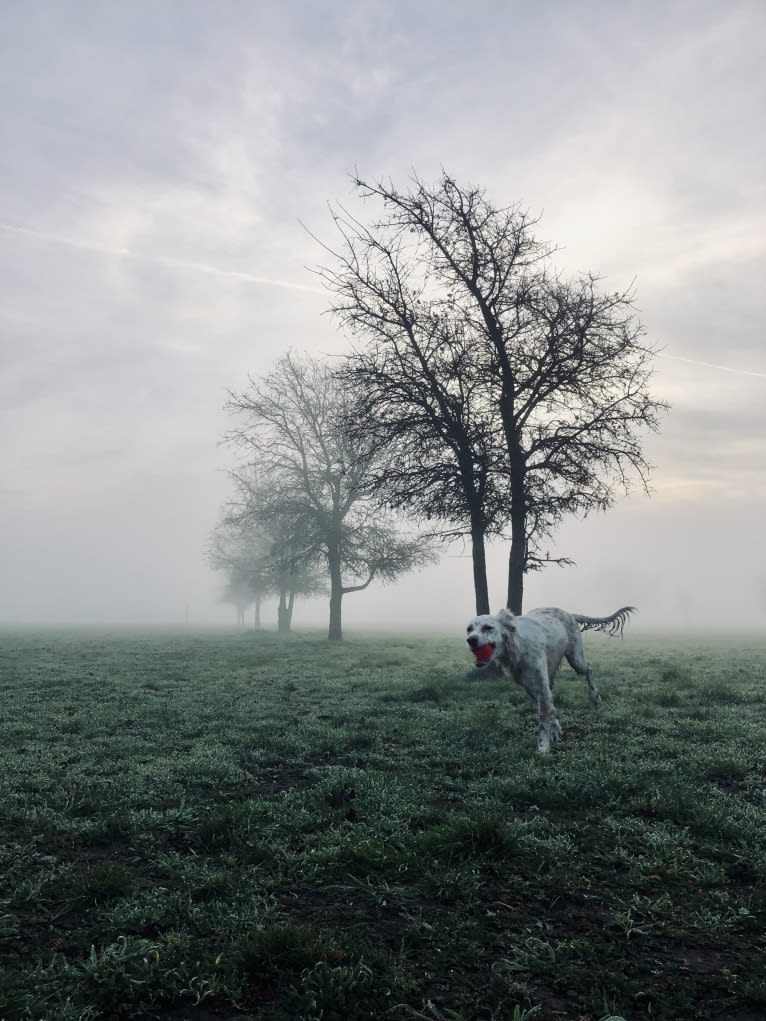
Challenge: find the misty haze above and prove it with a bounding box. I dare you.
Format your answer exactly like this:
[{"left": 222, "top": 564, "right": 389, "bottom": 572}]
[{"left": 1, "top": 3, "right": 764, "bottom": 633}]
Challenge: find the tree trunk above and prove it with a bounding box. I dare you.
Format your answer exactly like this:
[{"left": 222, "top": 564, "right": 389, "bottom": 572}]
[
  {"left": 327, "top": 548, "right": 344, "bottom": 642},
  {"left": 500, "top": 395, "right": 527, "bottom": 615},
  {"left": 506, "top": 451, "right": 527, "bottom": 613},
  {"left": 507, "top": 530, "right": 525, "bottom": 614},
  {"left": 254, "top": 596, "right": 261, "bottom": 629},
  {"left": 469, "top": 508, "right": 490, "bottom": 615},
  {"left": 277, "top": 588, "right": 291, "bottom": 632}
]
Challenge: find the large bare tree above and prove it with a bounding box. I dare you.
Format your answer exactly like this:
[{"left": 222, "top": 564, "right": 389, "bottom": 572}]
[
  {"left": 224, "top": 352, "right": 431, "bottom": 640},
  {"left": 318, "top": 172, "right": 668, "bottom": 613}
]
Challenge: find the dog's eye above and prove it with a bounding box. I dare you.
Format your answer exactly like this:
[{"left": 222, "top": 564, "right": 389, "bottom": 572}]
[{"left": 481, "top": 625, "right": 492, "bottom": 633}]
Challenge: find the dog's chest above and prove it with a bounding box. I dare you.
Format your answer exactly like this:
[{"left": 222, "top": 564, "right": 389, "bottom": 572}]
[{"left": 500, "top": 658, "right": 522, "bottom": 684}]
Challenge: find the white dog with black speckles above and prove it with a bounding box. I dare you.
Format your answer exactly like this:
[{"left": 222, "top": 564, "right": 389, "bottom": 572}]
[{"left": 466, "top": 606, "right": 635, "bottom": 753}]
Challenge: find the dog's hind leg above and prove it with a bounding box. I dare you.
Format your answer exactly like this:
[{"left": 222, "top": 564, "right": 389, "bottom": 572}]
[
  {"left": 566, "top": 640, "right": 601, "bottom": 707},
  {"left": 584, "top": 665, "right": 601, "bottom": 707}
]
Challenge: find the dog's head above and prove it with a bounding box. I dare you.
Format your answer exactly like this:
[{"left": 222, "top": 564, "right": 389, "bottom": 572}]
[{"left": 465, "top": 609, "right": 517, "bottom": 669}]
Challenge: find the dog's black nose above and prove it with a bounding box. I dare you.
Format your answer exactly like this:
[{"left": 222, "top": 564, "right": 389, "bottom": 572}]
[{"left": 466, "top": 635, "right": 478, "bottom": 648}]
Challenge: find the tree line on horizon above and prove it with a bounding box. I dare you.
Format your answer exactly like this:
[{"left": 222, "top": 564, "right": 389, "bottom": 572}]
[{"left": 208, "top": 171, "right": 667, "bottom": 641}]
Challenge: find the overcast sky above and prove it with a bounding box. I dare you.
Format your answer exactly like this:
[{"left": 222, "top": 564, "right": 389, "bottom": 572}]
[{"left": 2, "top": 0, "right": 764, "bottom": 631}]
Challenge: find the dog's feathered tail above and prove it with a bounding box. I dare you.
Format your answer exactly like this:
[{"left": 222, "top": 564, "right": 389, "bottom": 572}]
[{"left": 572, "top": 606, "right": 636, "bottom": 637}]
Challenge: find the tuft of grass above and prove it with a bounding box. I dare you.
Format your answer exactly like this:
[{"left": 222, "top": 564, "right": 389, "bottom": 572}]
[
  {"left": 35, "top": 862, "right": 136, "bottom": 908},
  {"left": 413, "top": 810, "right": 524, "bottom": 862},
  {"left": 659, "top": 664, "right": 695, "bottom": 688},
  {"left": 697, "top": 678, "right": 742, "bottom": 703},
  {"left": 404, "top": 683, "right": 449, "bottom": 703},
  {"left": 238, "top": 922, "right": 326, "bottom": 976},
  {"left": 283, "top": 958, "right": 388, "bottom": 1020},
  {"left": 651, "top": 690, "right": 683, "bottom": 707},
  {"left": 701, "top": 756, "right": 750, "bottom": 783}
]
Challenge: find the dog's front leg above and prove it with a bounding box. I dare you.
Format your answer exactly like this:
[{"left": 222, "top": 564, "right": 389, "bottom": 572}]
[
  {"left": 536, "top": 690, "right": 562, "bottom": 753},
  {"left": 521, "top": 668, "right": 562, "bottom": 753}
]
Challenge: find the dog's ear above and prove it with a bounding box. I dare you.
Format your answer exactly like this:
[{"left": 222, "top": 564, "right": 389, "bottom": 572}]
[{"left": 495, "top": 608, "right": 517, "bottom": 631}]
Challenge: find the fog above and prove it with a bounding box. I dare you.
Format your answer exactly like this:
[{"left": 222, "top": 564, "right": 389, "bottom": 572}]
[{"left": 2, "top": 1, "right": 764, "bottom": 632}]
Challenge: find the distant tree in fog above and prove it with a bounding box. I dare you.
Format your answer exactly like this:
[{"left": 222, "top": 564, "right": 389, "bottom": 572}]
[
  {"left": 224, "top": 352, "right": 432, "bottom": 640},
  {"left": 208, "top": 514, "right": 324, "bottom": 632},
  {"left": 221, "top": 574, "right": 257, "bottom": 627},
  {"left": 207, "top": 523, "right": 272, "bottom": 627},
  {"left": 224, "top": 497, "right": 326, "bottom": 632},
  {"left": 318, "top": 172, "right": 668, "bottom": 613}
]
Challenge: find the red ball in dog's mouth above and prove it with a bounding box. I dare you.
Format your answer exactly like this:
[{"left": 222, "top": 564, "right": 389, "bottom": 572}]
[{"left": 472, "top": 643, "right": 495, "bottom": 664}]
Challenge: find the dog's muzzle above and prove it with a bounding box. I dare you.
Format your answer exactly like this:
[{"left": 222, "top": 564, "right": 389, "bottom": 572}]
[{"left": 467, "top": 635, "right": 495, "bottom": 666}]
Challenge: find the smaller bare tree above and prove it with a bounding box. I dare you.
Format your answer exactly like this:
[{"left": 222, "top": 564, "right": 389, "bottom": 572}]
[{"left": 224, "top": 352, "right": 432, "bottom": 640}]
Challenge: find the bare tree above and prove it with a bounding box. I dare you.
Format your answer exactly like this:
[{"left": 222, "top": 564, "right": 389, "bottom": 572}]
[
  {"left": 224, "top": 352, "right": 431, "bottom": 640},
  {"left": 209, "top": 501, "right": 327, "bottom": 632},
  {"left": 220, "top": 575, "right": 255, "bottom": 627},
  {"left": 317, "top": 172, "right": 668, "bottom": 612},
  {"left": 207, "top": 521, "right": 273, "bottom": 627},
  {"left": 328, "top": 253, "right": 505, "bottom": 614},
  {"left": 223, "top": 491, "right": 326, "bottom": 632}
]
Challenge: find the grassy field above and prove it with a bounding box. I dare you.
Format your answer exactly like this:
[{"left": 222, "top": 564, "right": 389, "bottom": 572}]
[{"left": 0, "top": 627, "right": 764, "bottom": 1021}]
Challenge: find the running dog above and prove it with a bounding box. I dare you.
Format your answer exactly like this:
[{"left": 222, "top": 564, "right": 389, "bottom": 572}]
[{"left": 466, "top": 606, "right": 635, "bottom": 753}]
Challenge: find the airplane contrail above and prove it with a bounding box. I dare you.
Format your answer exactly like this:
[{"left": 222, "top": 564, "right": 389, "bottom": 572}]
[
  {"left": 659, "top": 352, "right": 766, "bottom": 380},
  {"left": 2, "top": 221, "right": 764, "bottom": 379},
  {"left": 0, "top": 221, "right": 326, "bottom": 295}
]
